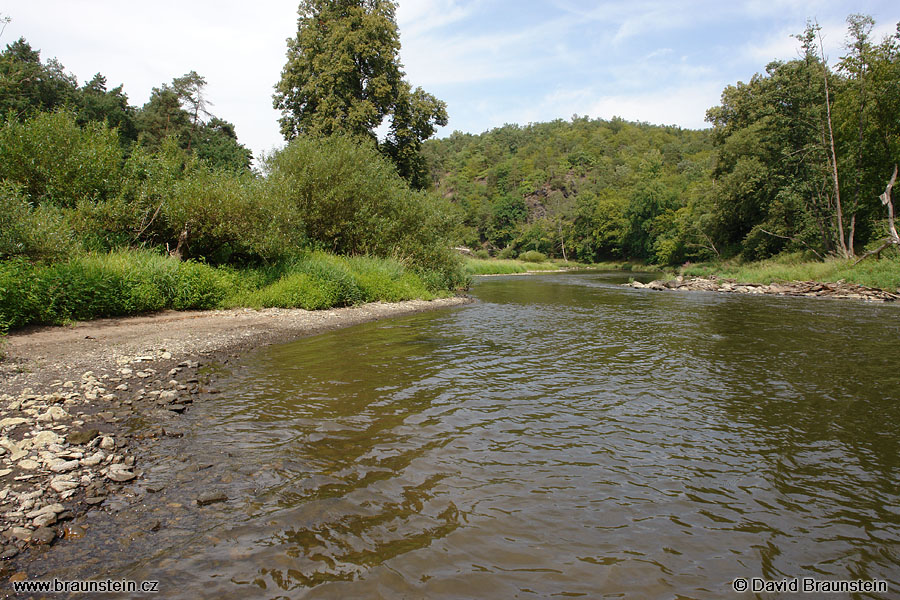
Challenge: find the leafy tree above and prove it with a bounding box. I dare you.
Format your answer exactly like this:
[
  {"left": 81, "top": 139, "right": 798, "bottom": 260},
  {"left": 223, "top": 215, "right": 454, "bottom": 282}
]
[
  {"left": 77, "top": 73, "right": 138, "bottom": 143},
  {"left": 274, "top": 0, "right": 447, "bottom": 188}
]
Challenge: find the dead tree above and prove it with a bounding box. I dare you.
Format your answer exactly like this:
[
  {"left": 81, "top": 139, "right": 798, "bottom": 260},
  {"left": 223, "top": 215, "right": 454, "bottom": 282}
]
[{"left": 854, "top": 165, "right": 899, "bottom": 264}]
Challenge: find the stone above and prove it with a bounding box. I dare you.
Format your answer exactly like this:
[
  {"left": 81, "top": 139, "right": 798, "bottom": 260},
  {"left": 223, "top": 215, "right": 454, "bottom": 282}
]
[
  {"left": 30, "top": 527, "right": 56, "bottom": 545},
  {"left": 48, "top": 459, "right": 80, "bottom": 473},
  {"left": 50, "top": 476, "right": 79, "bottom": 493},
  {"left": 67, "top": 429, "right": 100, "bottom": 446},
  {"left": 115, "top": 384, "right": 129, "bottom": 391},
  {"left": 0, "top": 418, "right": 27, "bottom": 428},
  {"left": 85, "top": 497, "right": 105, "bottom": 506},
  {"left": 0, "top": 469, "right": 11, "bottom": 477},
  {"left": 158, "top": 390, "right": 178, "bottom": 403},
  {"left": 81, "top": 451, "right": 105, "bottom": 467},
  {"left": 18, "top": 459, "right": 40, "bottom": 470},
  {"left": 9, "top": 527, "right": 32, "bottom": 541},
  {"left": 161, "top": 351, "right": 172, "bottom": 360},
  {"left": 167, "top": 404, "right": 186, "bottom": 413},
  {"left": 106, "top": 465, "right": 135, "bottom": 482},
  {"left": 64, "top": 524, "right": 86, "bottom": 539},
  {"left": 196, "top": 491, "right": 228, "bottom": 506},
  {"left": 1, "top": 547, "right": 19, "bottom": 559},
  {"left": 31, "top": 431, "right": 63, "bottom": 448},
  {"left": 32, "top": 512, "right": 56, "bottom": 527},
  {"left": 99, "top": 436, "right": 115, "bottom": 450}
]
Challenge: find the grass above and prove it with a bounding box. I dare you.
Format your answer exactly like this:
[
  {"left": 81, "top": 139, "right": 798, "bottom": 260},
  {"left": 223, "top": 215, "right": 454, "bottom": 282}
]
[
  {"left": 680, "top": 253, "right": 900, "bottom": 291},
  {"left": 0, "top": 250, "right": 456, "bottom": 332}
]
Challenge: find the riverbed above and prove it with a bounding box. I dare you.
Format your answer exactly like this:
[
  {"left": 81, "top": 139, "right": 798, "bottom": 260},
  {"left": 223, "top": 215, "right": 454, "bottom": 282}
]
[{"left": 24, "top": 271, "right": 900, "bottom": 598}]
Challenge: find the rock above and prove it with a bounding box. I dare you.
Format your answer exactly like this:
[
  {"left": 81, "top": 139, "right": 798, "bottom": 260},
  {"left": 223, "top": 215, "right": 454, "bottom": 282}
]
[
  {"left": 81, "top": 451, "right": 105, "bottom": 467},
  {"left": 64, "top": 524, "right": 86, "bottom": 539},
  {"left": 50, "top": 476, "right": 79, "bottom": 493},
  {"left": 161, "top": 351, "right": 172, "bottom": 360},
  {"left": 18, "top": 459, "right": 40, "bottom": 470},
  {"left": 167, "top": 404, "right": 186, "bottom": 413},
  {"left": 85, "top": 497, "right": 105, "bottom": 506},
  {"left": 158, "top": 390, "right": 178, "bottom": 403},
  {"left": 48, "top": 459, "right": 80, "bottom": 473},
  {"left": 1, "top": 547, "right": 19, "bottom": 559},
  {"left": 31, "top": 431, "right": 63, "bottom": 448},
  {"left": 30, "top": 527, "right": 56, "bottom": 545},
  {"left": 32, "top": 512, "right": 57, "bottom": 527},
  {"left": 67, "top": 428, "right": 100, "bottom": 446},
  {"left": 99, "top": 436, "right": 115, "bottom": 450},
  {"left": 9, "top": 527, "right": 32, "bottom": 542},
  {"left": 136, "top": 371, "right": 152, "bottom": 379},
  {"left": 106, "top": 464, "right": 135, "bottom": 482},
  {"left": 0, "top": 469, "right": 11, "bottom": 477},
  {"left": 196, "top": 491, "right": 228, "bottom": 506},
  {"left": 0, "top": 418, "right": 27, "bottom": 428},
  {"left": 147, "top": 520, "right": 162, "bottom": 532}
]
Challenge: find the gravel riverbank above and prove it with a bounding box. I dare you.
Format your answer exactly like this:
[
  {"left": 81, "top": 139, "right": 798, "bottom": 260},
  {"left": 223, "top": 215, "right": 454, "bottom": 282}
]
[{"left": 0, "top": 297, "right": 472, "bottom": 581}]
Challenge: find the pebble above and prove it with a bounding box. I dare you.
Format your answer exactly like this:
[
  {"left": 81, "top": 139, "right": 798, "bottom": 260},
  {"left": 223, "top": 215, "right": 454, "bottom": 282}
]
[
  {"left": 67, "top": 428, "right": 100, "bottom": 445},
  {"left": 31, "top": 431, "right": 63, "bottom": 447},
  {"left": 196, "top": 491, "right": 228, "bottom": 506},
  {"left": 0, "top": 418, "right": 27, "bottom": 428},
  {"left": 48, "top": 459, "right": 80, "bottom": 473},
  {"left": 85, "top": 496, "right": 105, "bottom": 506},
  {"left": 106, "top": 464, "right": 136, "bottom": 482},
  {"left": 99, "top": 436, "right": 116, "bottom": 450},
  {"left": 1, "top": 547, "right": 19, "bottom": 559},
  {"left": 18, "top": 459, "right": 41, "bottom": 470}
]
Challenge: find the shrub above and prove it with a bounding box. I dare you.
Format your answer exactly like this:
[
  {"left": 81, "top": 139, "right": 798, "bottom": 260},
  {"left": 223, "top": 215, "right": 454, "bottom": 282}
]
[
  {"left": 519, "top": 250, "right": 547, "bottom": 263},
  {"left": 0, "top": 110, "right": 122, "bottom": 207},
  {"left": 497, "top": 246, "right": 517, "bottom": 259},
  {"left": 474, "top": 249, "right": 490, "bottom": 259},
  {"left": 0, "top": 181, "right": 78, "bottom": 260}
]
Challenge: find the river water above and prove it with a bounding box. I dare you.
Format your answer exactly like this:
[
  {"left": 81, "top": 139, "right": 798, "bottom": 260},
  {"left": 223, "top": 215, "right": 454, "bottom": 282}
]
[{"left": 33, "top": 272, "right": 900, "bottom": 598}]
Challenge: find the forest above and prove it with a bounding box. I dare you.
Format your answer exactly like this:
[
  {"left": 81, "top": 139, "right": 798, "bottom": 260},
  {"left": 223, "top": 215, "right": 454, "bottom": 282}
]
[{"left": 425, "top": 16, "right": 900, "bottom": 267}]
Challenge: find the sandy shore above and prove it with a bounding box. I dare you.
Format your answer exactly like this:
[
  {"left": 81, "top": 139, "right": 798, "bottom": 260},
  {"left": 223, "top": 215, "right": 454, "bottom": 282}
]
[{"left": 0, "top": 297, "right": 472, "bottom": 575}]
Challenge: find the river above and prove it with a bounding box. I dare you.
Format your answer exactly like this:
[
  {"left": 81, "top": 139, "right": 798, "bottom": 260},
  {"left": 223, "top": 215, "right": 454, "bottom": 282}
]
[{"left": 32, "top": 271, "right": 900, "bottom": 598}]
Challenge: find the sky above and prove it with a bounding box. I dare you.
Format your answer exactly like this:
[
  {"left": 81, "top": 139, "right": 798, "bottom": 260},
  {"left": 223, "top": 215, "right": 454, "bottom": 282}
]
[{"left": 2, "top": 1, "right": 898, "bottom": 160}]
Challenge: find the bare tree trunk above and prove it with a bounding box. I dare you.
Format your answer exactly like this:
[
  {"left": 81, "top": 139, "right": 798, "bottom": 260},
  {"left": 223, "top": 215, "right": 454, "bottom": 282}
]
[
  {"left": 854, "top": 165, "right": 899, "bottom": 264},
  {"left": 819, "top": 28, "right": 850, "bottom": 258}
]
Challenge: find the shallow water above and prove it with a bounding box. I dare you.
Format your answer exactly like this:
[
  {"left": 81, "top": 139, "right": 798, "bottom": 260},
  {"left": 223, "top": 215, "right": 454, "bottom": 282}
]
[{"left": 35, "top": 272, "right": 900, "bottom": 598}]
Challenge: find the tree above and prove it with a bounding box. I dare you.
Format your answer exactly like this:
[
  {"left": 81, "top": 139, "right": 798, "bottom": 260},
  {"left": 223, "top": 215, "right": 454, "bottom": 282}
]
[
  {"left": 274, "top": 0, "right": 447, "bottom": 188},
  {"left": 0, "top": 38, "right": 78, "bottom": 117}
]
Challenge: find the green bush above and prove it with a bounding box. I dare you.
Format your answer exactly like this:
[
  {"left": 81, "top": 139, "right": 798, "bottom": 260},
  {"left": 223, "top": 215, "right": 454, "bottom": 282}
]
[
  {"left": 474, "top": 249, "right": 490, "bottom": 259},
  {"left": 519, "top": 250, "right": 547, "bottom": 263},
  {"left": 497, "top": 246, "right": 517, "bottom": 259},
  {"left": 0, "top": 181, "right": 78, "bottom": 260},
  {"left": 0, "top": 110, "right": 122, "bottom": 208}
]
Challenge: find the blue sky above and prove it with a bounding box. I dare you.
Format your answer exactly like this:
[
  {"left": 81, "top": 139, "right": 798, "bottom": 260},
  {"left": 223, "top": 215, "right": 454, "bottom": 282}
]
[{"left": 2, "top": 1, "right": 898, "bottom": 159}]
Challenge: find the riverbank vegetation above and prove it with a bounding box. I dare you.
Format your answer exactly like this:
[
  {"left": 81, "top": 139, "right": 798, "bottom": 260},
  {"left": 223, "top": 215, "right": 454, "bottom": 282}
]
[
  {"left": 425, "top": 15, "right": 900, "bottom": 289},
  {"left": 0, "top": 7, "right": 464, "bottom": 334}
]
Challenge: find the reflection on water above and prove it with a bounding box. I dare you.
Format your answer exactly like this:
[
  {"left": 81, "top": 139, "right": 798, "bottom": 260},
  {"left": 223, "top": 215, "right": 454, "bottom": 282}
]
[{"left": 34, "top": 272, "right": 900, "bottom": 598}]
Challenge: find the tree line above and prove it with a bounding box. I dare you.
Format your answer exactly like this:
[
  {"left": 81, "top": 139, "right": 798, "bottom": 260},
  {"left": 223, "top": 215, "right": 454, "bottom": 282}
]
[{"left": 425, "top": 15, "right": 900, "bottom": 266}]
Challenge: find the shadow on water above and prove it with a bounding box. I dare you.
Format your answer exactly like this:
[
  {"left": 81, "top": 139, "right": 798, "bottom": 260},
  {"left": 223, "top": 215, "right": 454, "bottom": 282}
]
[{"left": 29, "top": 271, "right": 900, "bottom": 599}]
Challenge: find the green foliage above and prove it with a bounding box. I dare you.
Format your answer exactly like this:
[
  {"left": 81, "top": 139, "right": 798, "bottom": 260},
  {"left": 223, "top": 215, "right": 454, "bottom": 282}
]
[
  {"left": 0, "top": 181, "right": 77, "bottom": 260},
  {"left": 0, "top": 251, "right": 232, "bottom": 330},
  {"left": 265, "top": 134, "right": 463, "bottom": 284},
  {"left": 273, "top": 0, "right": 446, "bottom": 188},
  {"left": 518, "top": 250, "right": 547, "bottom": 263},
  {"left": 0, "top": 38, "right": 77, "bottom": 117},
  {"left": 0, "top": 110, "right": 122, "bottom": 207}
]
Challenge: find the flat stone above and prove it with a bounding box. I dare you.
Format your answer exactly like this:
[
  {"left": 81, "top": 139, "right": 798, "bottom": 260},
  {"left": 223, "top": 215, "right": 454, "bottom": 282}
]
[
  {"left": 67, "top": 429, "right": 100, "bottom": 445},
  {"left": 0, "top": 469, "right": 11, "bottom": 477},
  {"left": 32, "top": 513, "right": 57, "bottom": 527},
  {"left": 48, "top": 459, "right": 80, "bottom": 473},
  {"left": 9, "top": 527, "right": 32, "bottom": 541},
  {"left": 1, "top": 547, "right": 19, "bottom": 559},
  {"left": 81, "top": 451, "right": 105, "bottom": 467},
  {"left": 85, "top": 497, "right": 105, "bottom": 506},
  {"left": 30, "top": 527, "right": 56, "bottom": 545},
  {"left": 18, "top": 459, "right": 41, "bottom": 470},
  {"left": 167, "top": 404, "right": 186, "bottom": 413},
  {"left": 158, "top": 390, "right": 178, "bottom": 403},
  {"left": 196, "top": 491, "right": 228, "bottom": 506},
  {"left": 50, "top": 476, "right": 79, "bottom": 493},
  {"left": 36, "top": 406, "right": 69, "bottom": 422},
  {"left": 31, "top": 431, "right": 63, "bottom": 448},
  {"left": 106, "top": 465, "right": 135, "bottom": 482},
  {"left": 0, "top": 418, "right": 27, "bottom": 428}
]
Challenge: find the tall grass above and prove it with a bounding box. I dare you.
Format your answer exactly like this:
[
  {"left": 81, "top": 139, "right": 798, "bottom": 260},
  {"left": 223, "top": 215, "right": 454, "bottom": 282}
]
[
  {"left": 680, "top": 254, "right": 900, "bottom": 291},
  {"left": 0, "top": 250, "right": 454, "bottom": 332}
]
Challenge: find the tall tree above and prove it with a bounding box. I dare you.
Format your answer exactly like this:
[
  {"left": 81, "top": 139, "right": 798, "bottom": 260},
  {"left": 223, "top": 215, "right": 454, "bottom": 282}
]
[{"left": 274, "top": 0, "right": 447, "bottom": 188}]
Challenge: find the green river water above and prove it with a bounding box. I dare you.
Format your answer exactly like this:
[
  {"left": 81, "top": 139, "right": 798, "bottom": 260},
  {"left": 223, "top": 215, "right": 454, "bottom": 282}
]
[{"left": 31, "top": 271, "right": 900, "bottom": 598}]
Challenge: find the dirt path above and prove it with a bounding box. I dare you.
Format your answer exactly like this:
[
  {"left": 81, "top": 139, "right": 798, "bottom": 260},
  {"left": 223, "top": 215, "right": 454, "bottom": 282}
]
[{"left": 0, "top": 297, "right": 472, "bottom": 581}]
